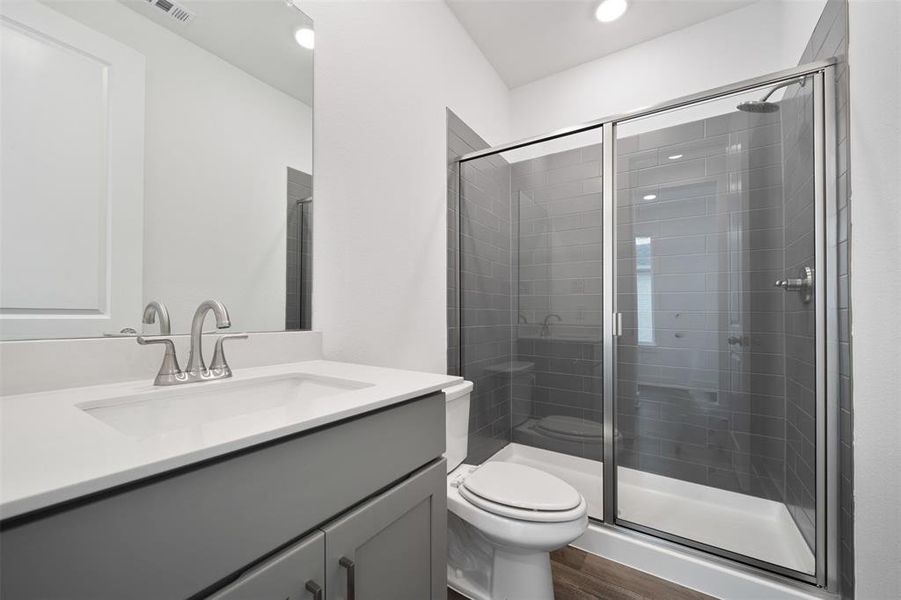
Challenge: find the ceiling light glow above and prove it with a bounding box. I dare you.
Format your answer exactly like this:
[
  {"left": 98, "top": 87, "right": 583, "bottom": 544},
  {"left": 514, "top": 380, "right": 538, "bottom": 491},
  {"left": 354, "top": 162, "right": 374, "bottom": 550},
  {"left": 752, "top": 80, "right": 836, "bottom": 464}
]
[
  {"left": 294, "top": 28, "right": 314, "bottom": 50},
  {"left": 643, "top": 194, "right": 657, "bottom": 201},
  {"left": 668, "top": 154, "right": 683, "bottom": 160},
  {"left": 595, "top": 0, "right": 628, "bottom": 23}
]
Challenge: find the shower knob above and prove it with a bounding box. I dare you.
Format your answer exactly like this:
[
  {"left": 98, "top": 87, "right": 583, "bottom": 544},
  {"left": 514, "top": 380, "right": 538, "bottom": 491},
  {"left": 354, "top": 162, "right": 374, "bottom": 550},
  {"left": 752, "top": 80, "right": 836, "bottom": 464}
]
[{"left": 774, "top": 266, "right": 814, "bottom": 304}]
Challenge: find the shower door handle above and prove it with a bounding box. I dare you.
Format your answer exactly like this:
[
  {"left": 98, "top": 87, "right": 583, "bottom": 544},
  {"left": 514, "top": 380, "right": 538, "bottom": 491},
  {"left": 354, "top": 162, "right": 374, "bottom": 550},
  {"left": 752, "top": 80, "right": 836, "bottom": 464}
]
[{"left": 774, "top": 266, "right": 814, "bottom": 303}]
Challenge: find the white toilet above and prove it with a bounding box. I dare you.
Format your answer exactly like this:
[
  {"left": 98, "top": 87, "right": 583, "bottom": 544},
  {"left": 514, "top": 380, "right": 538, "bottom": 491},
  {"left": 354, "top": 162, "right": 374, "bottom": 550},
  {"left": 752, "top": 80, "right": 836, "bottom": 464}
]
[{"left": 444, "top": 381, "right": 589, "bottom": 600}]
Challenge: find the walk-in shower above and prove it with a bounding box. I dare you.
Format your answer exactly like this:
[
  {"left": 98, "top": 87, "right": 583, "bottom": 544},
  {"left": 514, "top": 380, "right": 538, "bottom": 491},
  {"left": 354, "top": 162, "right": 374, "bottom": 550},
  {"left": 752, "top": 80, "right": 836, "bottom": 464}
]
[{"left": 452, "top": 60, "right": 840, "bottom": 590}]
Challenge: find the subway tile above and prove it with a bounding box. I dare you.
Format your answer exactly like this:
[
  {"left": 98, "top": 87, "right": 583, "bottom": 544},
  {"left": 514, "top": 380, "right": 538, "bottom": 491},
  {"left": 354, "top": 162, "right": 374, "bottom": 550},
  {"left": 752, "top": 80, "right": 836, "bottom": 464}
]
[
  {"left": 705, "top": 144, "right": 782, "bottom": 175},
  {"left": 512, "top": 169, "right": 547, "bottom": 191},
  {"left": 638, "top": 453, "right": 709, "bottom": 486},
  {"left": 618, "top": 149, "right": 658, "bottom": 172},
  {"left": 659, "top": 440, "right": 734, "bottom": 470},
  {"left": 546, "top": 160, "right": 601, "bottom": 185},
  {"left": 530, "top": 147, "right": 583, "bottom": 173},
  {"left": 636, "top": 158, "right": 707, "bottom": 187},
  {"left": 581, "top": 143, "right": 603, "bottom": 163},
  {"left": 729, "top": 122, "right": 782, "bottom": 150},
  {"left": 637, "top": 121, "right": 706, "bottom": 151}
]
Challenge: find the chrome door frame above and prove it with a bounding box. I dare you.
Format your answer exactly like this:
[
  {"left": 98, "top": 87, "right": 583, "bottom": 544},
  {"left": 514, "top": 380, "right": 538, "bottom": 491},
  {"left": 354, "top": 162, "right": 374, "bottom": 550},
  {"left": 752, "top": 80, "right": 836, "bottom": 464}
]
[
  {"left": 821, "top": 63, "right": 840, "bottom": 593},
  {"left": 604, "top": 67, "right": 831, "bottom": 588},
  {"left": 455, "top": 59, "right": 841, "bottom": 593},
  {"left": 601, "top": 122, "right": 617, "bottom": 528},
  {"left": 458, "top": 61, "right": 836, "bottom": 163}
]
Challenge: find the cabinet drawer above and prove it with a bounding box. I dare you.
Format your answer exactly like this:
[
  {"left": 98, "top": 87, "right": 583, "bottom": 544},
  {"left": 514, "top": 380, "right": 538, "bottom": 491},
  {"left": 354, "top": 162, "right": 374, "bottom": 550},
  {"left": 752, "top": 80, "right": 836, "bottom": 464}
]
[
  {"left": 0, "top": 394, "right": 444, "bottom": 599},
  {"left": 208, "top": 531, "right": 324, "bottom": 600}
]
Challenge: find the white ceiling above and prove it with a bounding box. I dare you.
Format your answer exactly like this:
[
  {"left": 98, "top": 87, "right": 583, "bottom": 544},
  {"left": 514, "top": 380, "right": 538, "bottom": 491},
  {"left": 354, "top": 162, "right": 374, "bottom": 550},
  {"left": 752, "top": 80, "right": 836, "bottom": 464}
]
[
  {"left": 121, "top": 0, "right": 314, "bottom": 106},
  {"left": 446, "top": 0, "right": 757, "bottom": 88}
]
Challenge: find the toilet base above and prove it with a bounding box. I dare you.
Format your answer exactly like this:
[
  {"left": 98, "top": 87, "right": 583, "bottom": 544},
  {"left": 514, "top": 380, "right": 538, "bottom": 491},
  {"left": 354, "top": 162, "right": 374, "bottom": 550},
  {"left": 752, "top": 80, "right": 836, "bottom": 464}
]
[
  {"left": 491, "top": 548, "right": 555, "bottom": 599},
  {"left": 447, "top": 512, "right": 556, "bottom": 600}
]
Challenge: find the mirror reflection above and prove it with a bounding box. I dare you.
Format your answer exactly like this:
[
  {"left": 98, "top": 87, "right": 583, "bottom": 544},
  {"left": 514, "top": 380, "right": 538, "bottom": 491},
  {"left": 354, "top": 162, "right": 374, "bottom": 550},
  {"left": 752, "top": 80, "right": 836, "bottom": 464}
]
[{"left": 0, "top": 0, "right": 314, "bottom": 339}]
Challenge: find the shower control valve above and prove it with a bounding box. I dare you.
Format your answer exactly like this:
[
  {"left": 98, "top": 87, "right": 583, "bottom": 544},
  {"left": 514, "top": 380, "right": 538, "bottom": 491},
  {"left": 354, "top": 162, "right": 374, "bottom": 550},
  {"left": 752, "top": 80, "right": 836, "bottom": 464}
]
[{"left": 774, "top": 266, "right": 814, "bottom": 304}]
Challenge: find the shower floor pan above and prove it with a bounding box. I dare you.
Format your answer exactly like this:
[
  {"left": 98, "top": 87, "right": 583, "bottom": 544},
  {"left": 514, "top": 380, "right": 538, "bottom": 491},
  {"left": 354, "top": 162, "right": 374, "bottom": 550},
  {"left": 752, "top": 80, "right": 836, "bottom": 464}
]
[{"left": 486, "top": 443, "right": 815, "bottom": 575}]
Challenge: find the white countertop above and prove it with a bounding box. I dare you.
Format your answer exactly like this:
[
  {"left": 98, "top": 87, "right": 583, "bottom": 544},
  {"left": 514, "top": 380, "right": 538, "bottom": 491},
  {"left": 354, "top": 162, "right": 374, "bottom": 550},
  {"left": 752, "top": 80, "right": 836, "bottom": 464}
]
[{"left": 0, "top": 360, "right": 460, "bottom": 520}]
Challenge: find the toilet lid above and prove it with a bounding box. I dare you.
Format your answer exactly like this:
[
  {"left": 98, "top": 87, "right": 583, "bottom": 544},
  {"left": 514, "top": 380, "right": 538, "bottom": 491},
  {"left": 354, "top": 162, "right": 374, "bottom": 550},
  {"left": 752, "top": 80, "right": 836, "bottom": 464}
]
[
  {"left": 535, "top": 415, "right": 604, "bottom": 440},
  {"left": 461, "top": 462, "right": 582, "bottom": 512}
]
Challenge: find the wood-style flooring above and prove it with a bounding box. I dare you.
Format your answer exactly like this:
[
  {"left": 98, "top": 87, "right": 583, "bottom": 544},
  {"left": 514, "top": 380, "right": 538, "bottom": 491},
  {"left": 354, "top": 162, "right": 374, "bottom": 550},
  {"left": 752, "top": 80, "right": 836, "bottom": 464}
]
[{"left": 447, "top": 545, "right": 717, "bottom": 600}]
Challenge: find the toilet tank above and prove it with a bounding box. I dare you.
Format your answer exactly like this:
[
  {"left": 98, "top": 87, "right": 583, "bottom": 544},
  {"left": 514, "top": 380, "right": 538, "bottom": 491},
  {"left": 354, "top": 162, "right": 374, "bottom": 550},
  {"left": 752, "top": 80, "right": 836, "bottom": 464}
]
[{"left": 443, "top": 380, "right": 473, "bottom": 473}]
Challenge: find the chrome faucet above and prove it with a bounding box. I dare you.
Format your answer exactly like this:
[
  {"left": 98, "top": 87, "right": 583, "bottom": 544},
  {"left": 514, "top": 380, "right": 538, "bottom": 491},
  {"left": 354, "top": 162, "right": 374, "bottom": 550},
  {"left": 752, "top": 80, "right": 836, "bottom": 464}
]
[
  {"left": 185, "top": 300, "right": 231, "bottom": 379},
  {"left": 142, "top": 300, "right": 171, "bottom": 335},
  {"left": 137, "top": 300, "right": 246, "bottom": 386},
  {"left": 539, "top": 314, "right": 562, "bottom": 337},
  {"left": 137, "top": 335, "right": 185, "bottom": 386}
]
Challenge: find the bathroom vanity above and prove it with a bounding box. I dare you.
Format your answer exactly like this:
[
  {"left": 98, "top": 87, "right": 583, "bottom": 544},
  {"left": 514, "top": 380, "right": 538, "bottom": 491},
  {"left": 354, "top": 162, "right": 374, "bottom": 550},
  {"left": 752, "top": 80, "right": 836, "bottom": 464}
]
[{"left": 0, "top": 361, "right": 458, "bottom": 599}]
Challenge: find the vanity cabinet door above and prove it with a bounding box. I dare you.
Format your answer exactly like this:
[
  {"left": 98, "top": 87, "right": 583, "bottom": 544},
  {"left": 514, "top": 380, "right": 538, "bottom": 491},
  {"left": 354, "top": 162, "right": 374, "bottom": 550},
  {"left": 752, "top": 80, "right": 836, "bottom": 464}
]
[
  {"left": 323, "top": 458, "right": 446, "bottom": 600},
  {"left": 208, "top": 531, "right": 325, "bottom": 600}
]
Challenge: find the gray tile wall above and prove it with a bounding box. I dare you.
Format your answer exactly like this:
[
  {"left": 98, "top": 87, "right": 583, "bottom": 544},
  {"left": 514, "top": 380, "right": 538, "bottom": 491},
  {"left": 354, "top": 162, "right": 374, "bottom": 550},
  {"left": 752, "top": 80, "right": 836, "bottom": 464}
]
[
  {"left": 457, "top": 108, "right": 801, "bottom": 506},
  {"left": 510, "top": 142, "right": 605, "bottom": 461},
  {"left": 286, "top": 168, "right": 312, "bottom": 331},
  {"left": 448, "top": 110, "right": 514, "bottom": 463},
  {"left": 504, "top": 110, "right": 795, "bottom": 501},
  {"left": 780, "top": 72, "right": 818, "bottom": 554},
  {"left": 613, "top": 112, "right": 790, "bottom": 502},
  {"left": 798, "top": 0, "right": 853, "bottom": 594}
]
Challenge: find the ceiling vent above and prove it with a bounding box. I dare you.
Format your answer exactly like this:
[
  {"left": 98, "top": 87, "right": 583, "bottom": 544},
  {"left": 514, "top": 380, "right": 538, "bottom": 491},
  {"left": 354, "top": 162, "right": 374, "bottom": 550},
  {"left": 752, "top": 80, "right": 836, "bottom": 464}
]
[{"left": 145, "top": 0, "right": 195, "bottom": 24}]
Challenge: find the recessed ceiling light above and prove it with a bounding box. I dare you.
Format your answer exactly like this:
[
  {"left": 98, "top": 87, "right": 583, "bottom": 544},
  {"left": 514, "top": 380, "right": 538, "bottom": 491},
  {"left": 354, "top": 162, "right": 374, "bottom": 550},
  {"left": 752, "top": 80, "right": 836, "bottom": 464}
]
[
  {"left": 294, "top": 28, "right": 314, "bottom": 50},
  {"left": 668, "top": 154, "right": 683, "bottom": 160},
  {"left": 643, "top": 194, "right": 657, "bottom": 201},
  {"left": 595, "top": 0, "right": 628, "bottom": 23}
]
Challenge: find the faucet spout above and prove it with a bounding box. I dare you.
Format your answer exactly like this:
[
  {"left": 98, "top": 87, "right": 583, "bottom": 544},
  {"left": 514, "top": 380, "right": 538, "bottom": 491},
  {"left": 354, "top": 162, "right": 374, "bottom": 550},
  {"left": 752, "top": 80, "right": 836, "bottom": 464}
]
[
  {"left": 185, "top": 300, "right": 231, "bottom": 377},
  {"left": 142, "top": 300, "right": 171, "bottom": 335},
  {"left": 539, "top": 313, "right": 562, "bottom": 337}
]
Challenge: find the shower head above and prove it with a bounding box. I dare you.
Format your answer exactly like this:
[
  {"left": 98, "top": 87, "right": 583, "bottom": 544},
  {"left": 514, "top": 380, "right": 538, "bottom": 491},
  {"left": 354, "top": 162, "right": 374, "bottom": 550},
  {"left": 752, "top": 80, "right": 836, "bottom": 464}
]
[
  {"left": 736, "top": 76, "right": 808, "bottom": 114},
  {"left": 736, "top": 100, "right": 780, "bottom": 113}
]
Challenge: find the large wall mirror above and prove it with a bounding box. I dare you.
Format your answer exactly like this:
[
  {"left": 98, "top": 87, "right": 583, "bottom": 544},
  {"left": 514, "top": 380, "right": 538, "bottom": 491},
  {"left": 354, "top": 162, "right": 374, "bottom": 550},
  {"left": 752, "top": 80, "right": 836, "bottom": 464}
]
[{"left": 0, "top": 0, "right": 314, "bottom": 340}]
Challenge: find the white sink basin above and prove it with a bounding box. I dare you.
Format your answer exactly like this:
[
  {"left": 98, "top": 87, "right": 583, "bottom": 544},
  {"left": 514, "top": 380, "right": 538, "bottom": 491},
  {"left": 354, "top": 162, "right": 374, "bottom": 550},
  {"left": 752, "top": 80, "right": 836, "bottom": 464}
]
[{"left": 78, "top": 373, "right": 372, "bottom": 438}]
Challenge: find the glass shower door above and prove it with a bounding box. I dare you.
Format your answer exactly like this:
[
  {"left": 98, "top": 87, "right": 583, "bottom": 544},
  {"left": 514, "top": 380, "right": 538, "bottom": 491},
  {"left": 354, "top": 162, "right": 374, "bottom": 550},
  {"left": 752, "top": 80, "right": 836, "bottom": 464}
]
[
  {"left": 612, "top": 76, "right": 821, "bottom": 577},
  {"left": 506, "top": 131, "right": 606, "bottom": 520},
  {"left": 457, "top": 129, "right": 607, "bottom": 520}
]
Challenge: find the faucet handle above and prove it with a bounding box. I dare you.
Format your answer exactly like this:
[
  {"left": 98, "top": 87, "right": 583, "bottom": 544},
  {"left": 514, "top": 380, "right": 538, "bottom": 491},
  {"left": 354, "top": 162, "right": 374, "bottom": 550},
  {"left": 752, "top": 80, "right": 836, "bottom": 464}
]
[
  {"left": 209, "top": 333, "right": 248, "bottom": 378},
  {"left": 137, "top": 335, "right": 185, "bottom": 386}
]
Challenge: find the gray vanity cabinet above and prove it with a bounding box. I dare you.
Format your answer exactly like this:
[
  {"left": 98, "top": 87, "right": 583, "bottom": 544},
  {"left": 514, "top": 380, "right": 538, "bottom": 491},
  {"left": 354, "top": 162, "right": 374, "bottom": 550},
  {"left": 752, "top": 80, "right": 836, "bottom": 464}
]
[
  {"left": 323, "top": 459, "right": 447, "bottom": 600},
  {"left": 208, "top": 531, "right": 325, "bottom": 600},
  {"left": 205, "top": 458, "right": 447, "bottom": 600},
  {"left": 0, "top": 394, "right": 447, "bottom": 600}
]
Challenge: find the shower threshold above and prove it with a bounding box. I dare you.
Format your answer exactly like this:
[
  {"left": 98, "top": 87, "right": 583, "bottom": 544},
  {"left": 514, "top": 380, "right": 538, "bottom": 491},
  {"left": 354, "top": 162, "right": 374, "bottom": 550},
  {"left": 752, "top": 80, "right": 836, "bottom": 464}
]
[{"left": 486, "top": 443, "right": 815, "bottom": 575}]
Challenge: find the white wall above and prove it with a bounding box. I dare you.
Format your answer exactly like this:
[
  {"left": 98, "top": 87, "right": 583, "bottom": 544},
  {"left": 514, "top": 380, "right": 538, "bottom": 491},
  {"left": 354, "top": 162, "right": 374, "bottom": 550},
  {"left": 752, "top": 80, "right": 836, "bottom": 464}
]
[
  {"left": 509, "top": 0, "right": 827, "bottom": 141},
  {"left": 848, "top": 1, "right": 901, "bottom": 597},
  {"left": 304, "top": 1, "right": 510, "bottom": 373},
  {"left": 45, "top": 0, "right": 313, "bottom": 334}
]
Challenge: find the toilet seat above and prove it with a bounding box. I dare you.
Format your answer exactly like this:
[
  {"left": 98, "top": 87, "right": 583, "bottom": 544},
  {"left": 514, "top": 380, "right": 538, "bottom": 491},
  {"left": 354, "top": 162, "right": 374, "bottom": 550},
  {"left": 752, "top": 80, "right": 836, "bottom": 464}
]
[{"left": 458, "top": 462, "right": 586, "bottom": 523}]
